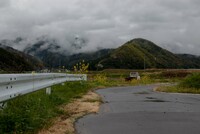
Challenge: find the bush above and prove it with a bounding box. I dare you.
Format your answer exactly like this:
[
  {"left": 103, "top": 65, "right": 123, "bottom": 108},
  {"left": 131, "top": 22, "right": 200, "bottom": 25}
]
[
  {"left": 140, "top": 76, "right": 152, "bottom": 84},
  {"left": 93, "top": 74, "right": 107, "bottom": 84},
  {"left": 131, "top": 76, "right": 152, "bottom": 85},
  {"left": 73, "top": 60, "right": 89, "bottom": 74},
  {"left": 180, "top": 73, "right": 200, "bottom": 89}
]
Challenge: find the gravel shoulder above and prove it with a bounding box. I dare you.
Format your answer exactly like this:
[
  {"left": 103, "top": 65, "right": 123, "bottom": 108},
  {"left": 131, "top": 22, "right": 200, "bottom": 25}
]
[{"left": 38, "top": 91, "right": 101, "bottom": 134}]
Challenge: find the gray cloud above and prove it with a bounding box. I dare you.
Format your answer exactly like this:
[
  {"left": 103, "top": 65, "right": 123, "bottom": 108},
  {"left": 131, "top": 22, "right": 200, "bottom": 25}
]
[
  {"left": 0, "top": 0, "right": 200, "bottom": 55},
  {"left": 0, "top": 0, "right": 10, "bottom": 8}
]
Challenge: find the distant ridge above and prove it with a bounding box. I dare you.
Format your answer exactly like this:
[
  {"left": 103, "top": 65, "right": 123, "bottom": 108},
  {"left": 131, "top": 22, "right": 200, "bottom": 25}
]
[
  {"left": 0, "top": 44, "right": 44, "bottom": 72},
  {"left": 96, "top": 38, "right": 200, "bottom": 69},
  {"left": 1, "top": 37, "right": 200, "bottom": 71}
]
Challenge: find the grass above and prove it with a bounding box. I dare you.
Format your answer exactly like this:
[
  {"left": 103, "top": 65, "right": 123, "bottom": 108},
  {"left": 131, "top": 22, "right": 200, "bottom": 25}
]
[
  {"left": 0, "top": 81, "right": 92, "bottom": 134},
  {"left": 156, "top": 86, "right": 200, "bottom": 94},
  {"left": 0, "top": 70, "right": 160, "bottom": 133},
  {"left": 179, "top": 73, "right": 200, "bottom": 89},
  {"left": 0, "top": 69, "right": 199, "bottom": 133},
  {"left": 156, "top": 73, "right": 200, "bottom": 94}
]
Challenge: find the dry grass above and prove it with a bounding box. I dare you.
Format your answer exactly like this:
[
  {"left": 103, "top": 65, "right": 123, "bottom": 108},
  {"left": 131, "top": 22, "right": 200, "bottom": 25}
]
[
  {"left": 38, "top": 91, "right": 101, "bottom": 134},
  {"left": 155, "top": 85, "right": 200, "bottom": 94}
]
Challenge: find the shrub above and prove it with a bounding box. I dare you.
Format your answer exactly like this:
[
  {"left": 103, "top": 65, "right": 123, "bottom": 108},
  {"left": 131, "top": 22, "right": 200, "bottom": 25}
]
[
  {"left": 140, "top": 76, "right": 152, "bottom": 84},
  {"left": 131, "top": 79, "right": 139, "bottom": 85},
  {"left": 180, "top": 73, "right": 200, "bottom": 89},
  {"left": 131, "top": 76, "right": 152, "bottom": 85},
  {"left": 93, "top": 74, "right": 107, "bottom": 84},
  {"left": 73, "top": 60, "right": 89, "bottom": 74}
]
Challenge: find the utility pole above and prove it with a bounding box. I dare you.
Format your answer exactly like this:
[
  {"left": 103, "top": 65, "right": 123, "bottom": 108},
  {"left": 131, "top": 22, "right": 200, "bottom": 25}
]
[{"left": 144, "top": 55, "right": 146, "bottom": 70}]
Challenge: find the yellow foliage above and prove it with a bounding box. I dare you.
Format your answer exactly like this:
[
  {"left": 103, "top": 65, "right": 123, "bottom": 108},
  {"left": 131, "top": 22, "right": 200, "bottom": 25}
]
[
  {"left": 131, "top": 79, "right": 139, "bottom": 85},
  {"left": 131, "top": 76, "right": 152, "bottom": 85},
  {"left": 140, "top": 76, "right": 152, "bottom": 84},
  {"left": 93, "top": 74, "right": 107, "bottom": 84},
  {"left": 73, "top": 60, "right": 89, "bottom": 74}
]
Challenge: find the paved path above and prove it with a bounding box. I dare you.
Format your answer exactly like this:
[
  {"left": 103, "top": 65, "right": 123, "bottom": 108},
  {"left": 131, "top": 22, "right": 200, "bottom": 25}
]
[{"left": 75, "top": 85, "right": 200, "bottom": 134}]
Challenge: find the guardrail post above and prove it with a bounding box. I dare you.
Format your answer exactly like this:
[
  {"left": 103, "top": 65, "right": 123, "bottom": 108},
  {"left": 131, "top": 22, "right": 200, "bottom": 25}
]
[
  {"left": 83, "top": 74, "right": 87, "bottom": 81},
  {"left": 46, "top": 87, "right": 51, "bottom": 95},
  {"left": 0, "top": 102, "right": 7, "bottom": 110}
]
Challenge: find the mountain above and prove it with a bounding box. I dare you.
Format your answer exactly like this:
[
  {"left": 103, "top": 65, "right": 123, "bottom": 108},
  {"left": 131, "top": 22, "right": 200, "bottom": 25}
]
[
  {"left": 23, "top": 38, "right": 67, "bottom": 68},
  {"left": 23, "top": 37, "right": 200, "bottom": 70},
  {"left": 2, "top": 37, "right": 200, "bottom": 71},
  {"left": 177, "top": 54, "right": 200, "bottom": 68},
  {"left": 0, "top": 44, "right": 44, "bottom": 72},
  {"left": 96, "top": 38, "right": 200, "bottom": 69},
  {"left": 23, "top": 38, "right": 113, "bottom": 69},
  {"left": 67, "top": 49, "right": 113, "bottom": 70}
]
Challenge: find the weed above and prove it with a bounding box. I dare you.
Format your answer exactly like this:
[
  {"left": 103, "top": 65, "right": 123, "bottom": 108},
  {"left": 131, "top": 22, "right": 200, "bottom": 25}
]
[
  {"left": 140, "top": 76, "right": 153, "bottom": 84},
  {"left": 156, "top": 85, "right": 200, "bottom": 94},
  {"left": 73, "top": 60, "right": 89, "bottom": 74},
  {"left": 93, "top": 74, "right": 108, "bottom": 85},
  {"left": 179, "top": 73, "right": 200, "bottom": 89},
  {"left": 131, "top": 76, "right": 153, "bottom": 85}
]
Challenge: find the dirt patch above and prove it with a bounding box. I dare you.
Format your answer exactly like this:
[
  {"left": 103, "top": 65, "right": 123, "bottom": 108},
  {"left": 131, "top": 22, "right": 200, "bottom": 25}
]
[{"left": 38, "top": 91, "right": 101, "bottom": 134}]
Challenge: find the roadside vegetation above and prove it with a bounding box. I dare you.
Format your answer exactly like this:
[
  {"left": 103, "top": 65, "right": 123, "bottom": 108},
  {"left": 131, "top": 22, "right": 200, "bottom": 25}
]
[
  {"left": 0, "top": 69, "right": 199, "bottom": 133},
  {"left": 156, "top": 73, "right": 200, "bottom": 94},
  {"left": 0, "top": 82, "right": 92, "bottom": 134}
]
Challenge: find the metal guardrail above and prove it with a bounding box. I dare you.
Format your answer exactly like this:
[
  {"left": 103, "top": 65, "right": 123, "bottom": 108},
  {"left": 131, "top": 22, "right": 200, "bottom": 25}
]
[{"left": 0, "top": 73, "right": 87, "bottom": 103}]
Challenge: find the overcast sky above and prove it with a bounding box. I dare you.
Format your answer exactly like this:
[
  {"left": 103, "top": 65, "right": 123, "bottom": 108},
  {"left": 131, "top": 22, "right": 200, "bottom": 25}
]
[{"left": 0, "top": 0, "right": 200, "bottom": 55}]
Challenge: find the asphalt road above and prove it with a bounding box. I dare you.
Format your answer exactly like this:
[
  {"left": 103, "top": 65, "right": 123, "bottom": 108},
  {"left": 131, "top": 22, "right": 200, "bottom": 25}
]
[{"left": 75, "top": 85, "right": 200, "bottom": 134}]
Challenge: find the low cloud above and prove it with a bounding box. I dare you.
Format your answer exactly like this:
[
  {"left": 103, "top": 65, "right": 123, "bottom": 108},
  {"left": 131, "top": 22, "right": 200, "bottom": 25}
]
[{"left": 0, "top": 0, "right": 200, "bottom": 55}]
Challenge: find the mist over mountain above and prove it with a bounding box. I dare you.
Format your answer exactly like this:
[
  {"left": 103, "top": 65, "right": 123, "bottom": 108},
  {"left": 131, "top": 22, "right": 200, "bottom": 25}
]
[
  {"left": 0, "top": 36, "right": 92, "bottom": 55},
  {"left": 15, "top": 36, "right": 112, "bottom": 69},
  {"left": 21, "top": 37, "right": 200, "bottom": 70},
  {"left": 0, "top": 35, "right": 113, "bottom": 70},
  {"left": 1, "top": 0, "right": 200, "bottom": 71},
  {"left": 1, "top": 37, "right": 200, "bottom": 71},
  {"left": 1, "top": 0, "right": 200, "bottom": 56}
]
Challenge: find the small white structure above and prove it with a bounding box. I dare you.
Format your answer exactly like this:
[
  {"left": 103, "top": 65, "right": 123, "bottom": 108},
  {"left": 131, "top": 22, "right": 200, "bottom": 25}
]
[
  {"left": 125, "top": 72, "right": 141, "bottom": 81},
  {"left": 130, "top": 72, "right": 140, "bottom": 80}
]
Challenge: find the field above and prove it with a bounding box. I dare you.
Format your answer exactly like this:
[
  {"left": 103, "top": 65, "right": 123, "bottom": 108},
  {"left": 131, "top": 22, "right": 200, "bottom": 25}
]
[
  {"left": 156, "top": 71, "right": 200, "bottom": 94},
  {"left": 0, "top": 69, "right": 200, "bottom": 133}
]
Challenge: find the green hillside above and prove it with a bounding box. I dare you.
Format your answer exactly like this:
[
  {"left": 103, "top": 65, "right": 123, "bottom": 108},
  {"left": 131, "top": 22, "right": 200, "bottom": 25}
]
[
  {"left": 177, "top": 54, "right": 200, "bottom": 68},
  {"left": 97, "top": 38, "right": 197, "bottom": 69},
  {"left": 2, "top": 37, "right": 199, "bottom": 71},
  {"left": 0, "top": 45, "right": 44, "bottom": 72}
]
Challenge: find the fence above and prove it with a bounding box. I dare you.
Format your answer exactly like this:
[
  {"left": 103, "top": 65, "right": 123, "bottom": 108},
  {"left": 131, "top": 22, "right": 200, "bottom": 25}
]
[{"left": 0, "top": 73, "right": 87, "bottom": 103}]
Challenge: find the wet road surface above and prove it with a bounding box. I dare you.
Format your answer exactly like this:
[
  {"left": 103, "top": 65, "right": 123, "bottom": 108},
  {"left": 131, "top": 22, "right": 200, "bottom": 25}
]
[{"left": 75, "top": 85, "right": 200, "bottom": 134}]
